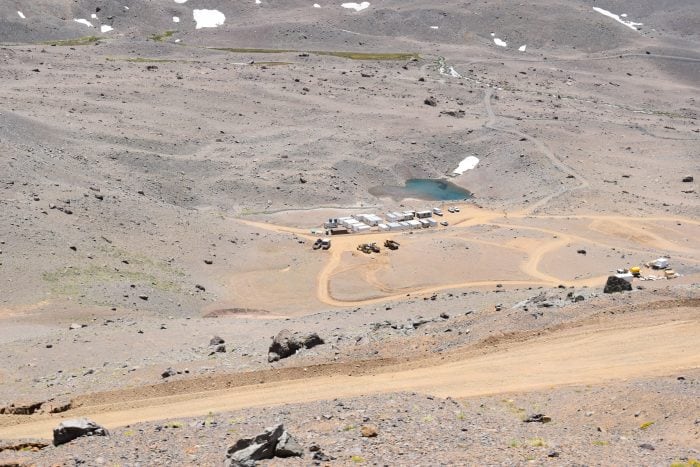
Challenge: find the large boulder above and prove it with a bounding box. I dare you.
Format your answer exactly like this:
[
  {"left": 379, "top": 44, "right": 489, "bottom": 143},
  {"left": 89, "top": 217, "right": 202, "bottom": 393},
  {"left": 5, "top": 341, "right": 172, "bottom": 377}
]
[
  {"left": 603, "top": 275, "right": 632, "bottom": 294},
  {"left": 53, "top": 418, "right": 108, "bottom": 446},
  {"left": 268, "top": 330, "right": 324, "bottom": 362},
  {"left": 225, "top": 424, "right": 302, "bottom": 466}
]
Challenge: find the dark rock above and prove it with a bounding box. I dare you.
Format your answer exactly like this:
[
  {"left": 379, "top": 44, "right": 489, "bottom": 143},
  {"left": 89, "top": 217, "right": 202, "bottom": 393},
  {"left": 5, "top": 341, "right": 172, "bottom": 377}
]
[
  {"left": 682, "top": 176, "right": 693, "bottom": 182},
  {"left": 210, "top": 335, "right": 225, "bottom": 346},
  {"left": 313, "top": 450, "right": 332, "bottom": 462},
  {"left": 138, "top": 294, "right": 149, "bottom": 300},
  {"left": 424, "top": 97, "right": 437, "bottom": 106},
  {"left": 225, "top": 424, "right": 302, "bottom": 466},
  {"left": 204, "top": 259, "right": 213, "bottom": 265},
  {"left": 577, "top": 249, "right": 587, "bottom": 255},
  {"left": 603, "top": 276, "right": 632, "bottom": 294},
  {"left": 0, "top": 439, "right": 50, "bottom": 452},
  {"left": 439, "top": 312, "right": 450, "bottom": 319},
  {"left": 440, "top": 109, "right": 465, "bottom": 118},
  {"left": 268, "top": 330, "right": 324, "bottom": 362},
  {"left": 639, "top": 443, "right": 655, "bottom": 451},
  {"left": 0, "top": 400, "right": 44, "bottom": 415},
  {"left": 523, "top": 414, "right": 552, "bottom": 423},
  {"left": 53, "top": 418, "right": 108, "bottom": 446},
  {"left": 161, "top": 368, "right": 176, "bottom": 378},
  {"left": 547, "top": 451, "right": 560, "bottom": 458},
  {"left": 213, "top": 344, "right": 226, "bottom": 353},
  {"left": 275, "top": 430, "right": 303, "bottom": 458},
  {"left": 195, "top": 284, "right": 206, "bottom": 291}
]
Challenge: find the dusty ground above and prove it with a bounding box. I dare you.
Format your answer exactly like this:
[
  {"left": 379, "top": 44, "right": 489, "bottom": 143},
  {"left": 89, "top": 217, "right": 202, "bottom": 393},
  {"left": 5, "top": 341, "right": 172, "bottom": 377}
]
[{"left": 1, "top": 0, "right": 699, "bottom": 465}]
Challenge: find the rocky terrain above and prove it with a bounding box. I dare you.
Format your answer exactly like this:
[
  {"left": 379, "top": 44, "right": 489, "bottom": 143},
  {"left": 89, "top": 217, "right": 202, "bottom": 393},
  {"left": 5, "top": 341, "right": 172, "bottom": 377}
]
[{"left": 1, "top": 0, "right": 698, "bottom": 465}]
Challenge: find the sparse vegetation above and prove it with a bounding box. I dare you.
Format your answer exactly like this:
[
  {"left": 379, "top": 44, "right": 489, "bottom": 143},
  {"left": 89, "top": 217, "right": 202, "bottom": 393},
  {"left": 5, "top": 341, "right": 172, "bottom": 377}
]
[
  {"left": 592, "top": 440, "right": 609, "bottom": 446},
  {"left": 149, "top": 30, "right": 177, "bottom": 42},
  {"left": 640, "top": 421, "right": 655, "bottom": 430},
  {"left": 670, "top": 459, "right": 700, "bottom": 467},
  {"left": 211, "top": 47, "right": 419, "bottom": 61},
  {"left": 42, "top": 36, "right": 101, "bottom": 46},
  {"left": 106, "top": 57, "right": 181, "bottom": 63},
  {"left": 529, "top": 438, "right": 547, "bottom": 447},
  {"left": 351, "top": 455, "right": 366, "bottom": 463}
]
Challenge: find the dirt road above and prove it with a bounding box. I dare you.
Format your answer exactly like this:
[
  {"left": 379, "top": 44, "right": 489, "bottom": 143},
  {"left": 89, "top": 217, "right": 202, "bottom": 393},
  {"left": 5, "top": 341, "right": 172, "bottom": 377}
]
[{"left": 3, "top": 306, "right": 697, "bottom": 440}]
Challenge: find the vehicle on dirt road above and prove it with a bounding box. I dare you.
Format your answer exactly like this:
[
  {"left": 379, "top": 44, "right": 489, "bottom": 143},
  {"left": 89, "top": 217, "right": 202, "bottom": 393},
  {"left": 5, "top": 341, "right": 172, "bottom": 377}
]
[
  {"left": 384, "top": 240, "right": 400, "bottom": 250},
  {"left": 312, "top": 239, "right": 323, "bottom": 250},
  {"left": 321, "top": 239, "right": 331, "bottom": 250}
]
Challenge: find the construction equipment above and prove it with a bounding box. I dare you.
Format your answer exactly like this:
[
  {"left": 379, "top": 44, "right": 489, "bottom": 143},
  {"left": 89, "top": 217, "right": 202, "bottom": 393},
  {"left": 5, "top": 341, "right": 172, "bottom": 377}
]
[
  {"left": 384, "top": 239, "right": 400, "bottom": 250},
  {"left": 312, "top": 239, "right": 323, "bottom": 250},
  {"left": 357, "top": 242, "right": 380, "bottom": 254},
  {"left": 630, "top": 266, "right": 641, "bottom": 276}
]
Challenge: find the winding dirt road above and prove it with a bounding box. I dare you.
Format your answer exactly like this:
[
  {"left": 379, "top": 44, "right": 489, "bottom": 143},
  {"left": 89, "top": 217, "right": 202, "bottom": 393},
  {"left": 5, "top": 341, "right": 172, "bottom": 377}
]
[{"left": 2, "top": 304, "right": 697, "bottom": 440}]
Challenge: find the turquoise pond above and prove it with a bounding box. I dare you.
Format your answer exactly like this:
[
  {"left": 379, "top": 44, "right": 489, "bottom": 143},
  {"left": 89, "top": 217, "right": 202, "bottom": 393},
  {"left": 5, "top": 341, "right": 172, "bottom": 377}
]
[{"left": 370, "top": 179, "right": 472, "bottom": 201}]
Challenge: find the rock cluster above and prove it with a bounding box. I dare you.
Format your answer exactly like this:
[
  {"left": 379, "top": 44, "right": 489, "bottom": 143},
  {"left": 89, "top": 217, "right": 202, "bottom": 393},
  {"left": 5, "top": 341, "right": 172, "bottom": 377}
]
[
  {"left": 268, "top": 330, "right": 324, "bottom": 362},
  {"left": 53, "top": 419, "right": 108, "bottom": 446},
  {"left": 603, "top": 276, "right": 632, "bottom": 293},
  {"left": 225, "top": 424, "right": 302, "bottom": 466}
]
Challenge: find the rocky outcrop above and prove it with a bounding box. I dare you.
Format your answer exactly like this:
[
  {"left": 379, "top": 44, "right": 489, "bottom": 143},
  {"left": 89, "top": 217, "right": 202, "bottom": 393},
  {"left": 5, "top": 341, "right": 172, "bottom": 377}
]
[
  {"left": 53, "top": 419, "right": 109, "bottom": 446},
  {"left": 0, "top": 400, "right": 43, "bottom": 415},
  {"left": 268, "top": 330, "right": 324, "bottom": 362},
  {"left": 225, "top": 424, "right": 302, "bottom": 466},
  {"left": 603, "top": 276, "right": 632, "bottom": 293}
]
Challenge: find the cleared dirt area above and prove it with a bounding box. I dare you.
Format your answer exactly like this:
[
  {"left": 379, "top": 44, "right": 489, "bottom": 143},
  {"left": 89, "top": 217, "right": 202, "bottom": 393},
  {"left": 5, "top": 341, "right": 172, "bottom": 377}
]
[{"left": 1, "top": 0, "right": 698, "bottom": 464}]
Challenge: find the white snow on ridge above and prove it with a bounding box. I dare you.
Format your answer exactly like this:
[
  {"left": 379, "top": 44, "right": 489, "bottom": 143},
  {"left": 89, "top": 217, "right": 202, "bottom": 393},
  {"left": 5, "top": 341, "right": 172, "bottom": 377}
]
[
  {"left": 342, "top": 2, "right": 370, "bottom": 12},
  {"left": 453, "top": 156, "right": 480, "bottom": 175},
  {"left": 74, "top": 18, "right": 94, "bottom": 27},
  {"left": 174, "top": 0, "right": 188, "bottom": 3},
  {"left": 593, "top": 7, "right": 642, "bottom": 30},
  {"left": 91, "top": 13, "right": 98, "bottom": 19},
  {"left": 173, "top": 16, "right": 180, "bottom": 23},
  {"left": 101, "top": 25, "right": 113, "bottom": 33},
  {"left": 17, "top": 11, "right": 26, "bottom": 19},
  {"left": 493, "top": 38, "right": 507, "bottom": 47},
  {"left": 430, "top": 26, "right": 438, "bottom": 29},
  {"left": 193, "top": 9, "right": 225, "bottom": 29},
  {"left": 519, "top": 45, "right": 526, "bottom": 52}
]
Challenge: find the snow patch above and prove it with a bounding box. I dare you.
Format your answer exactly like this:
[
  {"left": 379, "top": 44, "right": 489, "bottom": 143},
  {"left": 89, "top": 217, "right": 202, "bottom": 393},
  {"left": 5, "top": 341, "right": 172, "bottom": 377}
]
[
  {"left": 193, "top": 9, "right": 225, "bottom": 29},
  {"left": 174, "top": 0, "right": 188, "bottom": 3},
  {"left": 341, "top": 2, "right": 370, "bottom": 12},
  {"left": 173, "top": 16, "right": 180, "bottom": 23},
  {"left": 593, "top": 7, "right": 642, "bottom": 31},
  {"left": 493, "top": 38, "right": 507, "bottom": 47},
  {"left": 518, "top": 45, "right": 526, "bottom": 52},
  {"left": 453, "top": 156, "right": 480, "bottom": 175},
  {"left": 101, "top": 25, "right": 113, "bottom": 33},
  {"left": 313, "top": 3, "right": 321, "bottom": 7},
  {"left": 17, "top": 11, "right": 25, "bottom": 19},
  {"left": 256, "top": 0, "right": 262, "bottom": 4},
  {"left": 91, "top": 13, "right": 98, "bottom": 19},
  {"left": 74, "top": 18, "right": 94, "bottom": 27},
  {"left": 430, "top": 26, "right": 438, "bottom": 29}
]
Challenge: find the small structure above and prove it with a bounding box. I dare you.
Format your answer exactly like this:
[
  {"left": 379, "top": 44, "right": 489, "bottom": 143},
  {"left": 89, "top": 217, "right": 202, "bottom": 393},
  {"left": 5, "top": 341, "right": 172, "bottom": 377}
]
[
  {"left": 651, "top": 257, "right": 669, "bottom": 269},
  {"left": 416, "top": 210, "right": 432, "bottom": 219},
  {"left": 426, "top": 218, "right": 438, "bottom": 227},
  {"left": 330, "top": 227, "right": 349, "bottom": 235}
]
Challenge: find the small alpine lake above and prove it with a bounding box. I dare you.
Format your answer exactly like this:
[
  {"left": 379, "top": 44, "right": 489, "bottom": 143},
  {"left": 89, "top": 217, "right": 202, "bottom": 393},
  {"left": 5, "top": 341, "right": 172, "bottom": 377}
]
[{"left": 370, "top": 178, "right": 472, "bottom": 201}]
